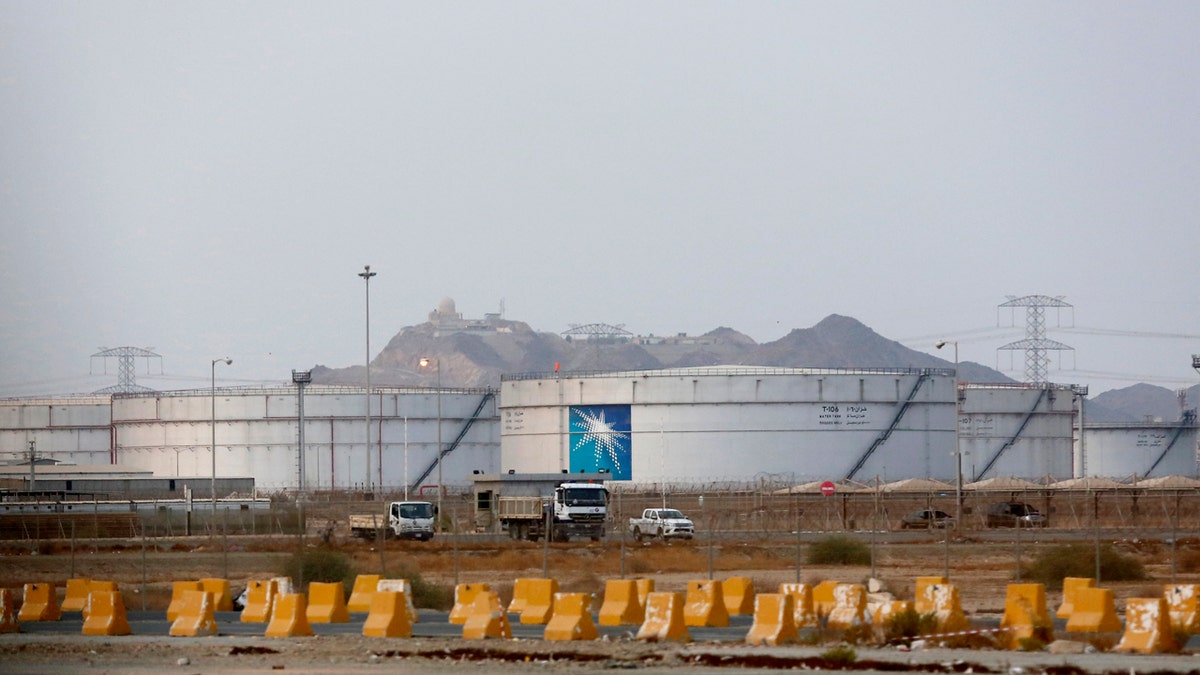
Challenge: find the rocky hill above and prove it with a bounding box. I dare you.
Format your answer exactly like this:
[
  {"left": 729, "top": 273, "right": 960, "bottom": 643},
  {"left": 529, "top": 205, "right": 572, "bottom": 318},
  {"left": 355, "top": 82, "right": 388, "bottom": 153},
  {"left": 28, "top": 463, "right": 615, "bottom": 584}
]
[
  {"left": 312, "top": 313, "right": 1012, "bottom": 388},
  {"left": 309, "top": 313, "right": 1194, "bottom": 423}
]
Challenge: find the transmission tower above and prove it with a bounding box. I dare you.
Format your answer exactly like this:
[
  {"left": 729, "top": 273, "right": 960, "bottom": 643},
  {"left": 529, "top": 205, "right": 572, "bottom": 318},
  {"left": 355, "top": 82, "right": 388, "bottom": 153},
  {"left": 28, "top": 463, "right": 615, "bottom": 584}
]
[
  {"left": 91, "top": 346, "right": 162, "bottom": 394},
  {"left": 997, "top": 295, "right": 1074, "bottom": 385}
]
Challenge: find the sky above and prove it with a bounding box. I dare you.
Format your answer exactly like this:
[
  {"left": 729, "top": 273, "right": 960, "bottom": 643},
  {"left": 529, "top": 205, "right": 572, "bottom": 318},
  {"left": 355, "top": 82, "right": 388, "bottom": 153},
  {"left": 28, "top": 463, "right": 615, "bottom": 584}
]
[{"left": 1, "top": 2, "right": 1198, "bottom": 399}]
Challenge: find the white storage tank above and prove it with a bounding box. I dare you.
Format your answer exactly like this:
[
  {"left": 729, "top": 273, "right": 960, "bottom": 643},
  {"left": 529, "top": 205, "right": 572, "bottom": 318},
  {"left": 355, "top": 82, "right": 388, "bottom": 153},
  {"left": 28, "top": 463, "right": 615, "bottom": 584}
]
[
  {"left": 111, "top": 385, "right": 500, "bottom": 491},
  {"left": 0, "top": 396, "right": 113, "bottom": 466},
  {"left": 958, "top": 384, "right": 1079, "bottom": 481},
  {"left": 500, "top": 366, "right": 961, "bottom": 484},
  {"left": 1077, "top": 414, "right": 1199, "bottom": 478}
]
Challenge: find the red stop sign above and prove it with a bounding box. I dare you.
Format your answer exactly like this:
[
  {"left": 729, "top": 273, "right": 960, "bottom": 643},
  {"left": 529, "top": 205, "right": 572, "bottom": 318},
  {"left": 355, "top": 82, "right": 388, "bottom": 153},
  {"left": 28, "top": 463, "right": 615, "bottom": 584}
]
[{"left": 820, "top": 481, "right": 836, "bottom": 497}]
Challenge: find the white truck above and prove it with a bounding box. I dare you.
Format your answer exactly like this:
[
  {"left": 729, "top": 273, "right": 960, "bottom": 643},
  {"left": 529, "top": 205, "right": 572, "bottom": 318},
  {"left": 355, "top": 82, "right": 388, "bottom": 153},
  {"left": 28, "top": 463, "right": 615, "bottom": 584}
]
[
  {"left": 629, "top": 508, "right": 695, "bottom": 541},
  {"left": 349, "top": 501, "right": 436, "bottom": 541},
  {"left": 472, "top": 473, "right": 610, "bottom": 543}
]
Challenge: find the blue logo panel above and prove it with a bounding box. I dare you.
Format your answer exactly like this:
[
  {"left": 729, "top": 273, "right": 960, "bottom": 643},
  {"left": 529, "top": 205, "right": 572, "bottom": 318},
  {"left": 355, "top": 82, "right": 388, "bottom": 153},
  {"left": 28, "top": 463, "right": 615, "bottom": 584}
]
[{"left": 569, "top": 405, "right": 632, "bottom": 480}]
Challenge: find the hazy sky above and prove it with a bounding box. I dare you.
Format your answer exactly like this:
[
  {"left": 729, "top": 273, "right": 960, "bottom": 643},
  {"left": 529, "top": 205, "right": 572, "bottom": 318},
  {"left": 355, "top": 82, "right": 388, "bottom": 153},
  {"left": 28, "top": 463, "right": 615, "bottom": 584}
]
[{"left": 2, "top": 2, "right": 1198, "bottom": 398}]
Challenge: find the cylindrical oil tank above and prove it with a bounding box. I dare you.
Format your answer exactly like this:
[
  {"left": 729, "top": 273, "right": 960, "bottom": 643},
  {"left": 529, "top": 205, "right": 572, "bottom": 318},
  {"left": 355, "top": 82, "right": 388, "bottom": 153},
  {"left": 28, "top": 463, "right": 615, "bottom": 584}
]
[
  {"left": 958, "top": 384, "right": 1078, "bottom": 481},
  {"left": 1077, "top": 420, "right": 1199, "bottom": 478},
  {"left": 0, "top": 397, "right": 113, "bottom": 466},
  {"left": 111, "top": 385, "right": 500, "bottom": 491},
  {"left": 499, "top": 366, "right": 963, "bottom": 484}
]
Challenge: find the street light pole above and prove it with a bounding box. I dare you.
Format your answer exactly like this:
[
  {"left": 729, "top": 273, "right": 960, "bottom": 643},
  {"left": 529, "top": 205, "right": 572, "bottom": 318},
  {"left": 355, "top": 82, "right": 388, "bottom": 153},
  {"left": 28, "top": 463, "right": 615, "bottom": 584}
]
[
  {"left": 420, "top": 358, "right": 442, "bottom": 530},
  {"left": 936, "top": 341, "right": 962, "bottom": 525},
  {"left": 359, "top": 265, "right": 376, "bottom": 493},
  {"left": 211, "top": 357, "right": 232, "bottom": 514}
]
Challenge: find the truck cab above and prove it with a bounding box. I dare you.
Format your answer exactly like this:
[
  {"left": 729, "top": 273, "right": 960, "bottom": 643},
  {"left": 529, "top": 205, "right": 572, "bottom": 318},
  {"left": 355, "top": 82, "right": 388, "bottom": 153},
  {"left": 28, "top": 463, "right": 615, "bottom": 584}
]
[{"left": 391, "top": 501, "right": 436, "bottom": 540}]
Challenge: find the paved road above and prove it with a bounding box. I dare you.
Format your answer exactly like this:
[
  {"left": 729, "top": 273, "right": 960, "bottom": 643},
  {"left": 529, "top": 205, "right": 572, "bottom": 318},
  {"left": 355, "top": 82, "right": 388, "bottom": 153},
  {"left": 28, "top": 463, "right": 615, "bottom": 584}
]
[{"left": 9, "top": 609, "right": 1200, "bottom": 674}]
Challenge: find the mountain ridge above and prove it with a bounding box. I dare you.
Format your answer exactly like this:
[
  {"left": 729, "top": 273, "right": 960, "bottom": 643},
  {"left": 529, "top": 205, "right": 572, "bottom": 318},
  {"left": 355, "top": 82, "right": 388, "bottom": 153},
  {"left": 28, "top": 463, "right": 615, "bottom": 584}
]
[{"left": 311, "top": 313, "right": 1196, "bottom": 424}]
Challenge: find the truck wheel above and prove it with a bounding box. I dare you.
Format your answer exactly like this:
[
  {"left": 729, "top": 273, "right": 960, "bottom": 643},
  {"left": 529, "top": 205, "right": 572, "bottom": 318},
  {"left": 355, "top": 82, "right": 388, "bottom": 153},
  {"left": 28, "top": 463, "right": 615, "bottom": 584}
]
[{"left": 633, "top": 527, "right": 642, "bottom": 542}]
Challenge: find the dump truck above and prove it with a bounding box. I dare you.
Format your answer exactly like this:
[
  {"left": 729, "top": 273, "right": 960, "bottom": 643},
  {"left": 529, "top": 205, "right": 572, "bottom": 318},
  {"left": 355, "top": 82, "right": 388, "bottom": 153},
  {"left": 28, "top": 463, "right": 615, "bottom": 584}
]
[
  {"left": 472, "top": 472, "right": 610, "bottom": 542},
  {"left": 349, "top": 500, "right": 436, "bottom": 541}
]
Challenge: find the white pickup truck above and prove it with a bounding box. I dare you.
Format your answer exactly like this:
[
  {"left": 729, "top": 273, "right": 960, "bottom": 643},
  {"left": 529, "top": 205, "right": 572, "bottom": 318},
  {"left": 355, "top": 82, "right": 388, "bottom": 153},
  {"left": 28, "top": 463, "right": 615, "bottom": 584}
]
[{"left": 629, "top": 508, "right": 695, "bottom": 541}]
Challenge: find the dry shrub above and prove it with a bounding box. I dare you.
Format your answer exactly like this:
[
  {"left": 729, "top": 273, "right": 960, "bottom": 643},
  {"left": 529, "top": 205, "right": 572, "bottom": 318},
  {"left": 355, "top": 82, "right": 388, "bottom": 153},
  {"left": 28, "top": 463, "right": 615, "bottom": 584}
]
[
  {"left": 1022, "top": 543, "right": 1145, "bottom": 589},
  {"left": 807, "top": 536, "right": 871, "bottom": 566}
]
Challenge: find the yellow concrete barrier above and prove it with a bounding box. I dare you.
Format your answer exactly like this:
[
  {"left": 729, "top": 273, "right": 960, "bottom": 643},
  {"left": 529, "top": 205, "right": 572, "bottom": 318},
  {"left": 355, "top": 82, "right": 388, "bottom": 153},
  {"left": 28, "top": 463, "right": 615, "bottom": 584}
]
[
  {"left": 168, "top": 581, "right": 204, "bottom": 623},
  {"left": 169, "top": 590, "right": 218, "bottom": 637},
  {"left": 746, "top": 593, "right": 798, "bottom": 646},
  {"left": 449, "top": 583, "right": 491, "bottom": 625},
  {"left": 347, "top": 574, "right": 382, "bottom": 613},
  {"left": 81, "top": 581, "right": 118, "bottom": 620},
  {"left": 1056, "top": 577, "right": 1095, "bottom": 620},
  {"left": 362, "top": 590, "right": 412, "bottom": 638},
  {"left": 826, "top": 584, "right": 868, "bottom": 630},
  {"left": 913, "top": 576, "right": 948, "bottom": 615},
  {"left": 812, "top": 579, "right": 840, "bottom": 617},
  {"left": 1116, "top": 597, "right": 1178, "bottom": 654},
  {"left": 82, "top": 590, "right": 131, "bottom": 636},
  {"left": 1065, "top": 587, "right": 1121, "bottom": 634},
  {"left": 684, "top": 580, "right": 729, "bottom": 627},
  {"left": 240, "top": 579, "right": 277, "bottom": 623},
  {"left": 636, "top": 591, "right": 690, "bottom": 643},
  {"left": 598, "top": 579, "right": 644, "bottom": 626},
  {"left": 265, "top": 593, "right": 313, "bottom": 637},
  {"left": 723, "top": 576, "right": 755, "bottom": 616},
  {"left": 635, "top": 578, "right": 655, "bottom": 608},
  {"left": 377, "top": 579, "right": 418, "bottom": 625},
  {"left": 507, "top": 578, "right": 532, "bottom": 615},
  {"left": 62, "top": 578, "right": 92, "bottom": 612},
  {"left": 200, "top": 578, "right": 234, "bottom": 612},
  {"left": 924, "top": 582, "right": 969, "bottom": 633},
  {"left": 779, "top": 583, "right": 818, "bottom": 629},
  {"left": 462, "top": 590, "right": 511, "bottom": 640},
  {"left": 18, "top": 583, "right": 61, "bottom": 622},
  {"left": 1165, "top": 584, "right": 1200, "bottom": 634},
  {"left": 517, "top": 578, "right": 559, "bottom": 625},
  {"left": 1, "top": 588, "right": 21, "bottom": 633},
  {"left": 1000, "top": 583, "right": 1053, "bottom": 648},
  {"left": 544, "top": 592, "right": 599, "bottom": 641},
  {"left": 306, "top": 581, "right": 350, "bottom": 624},
  {"left": 872, "top": 600, "right": 912, "bottom": 629}
]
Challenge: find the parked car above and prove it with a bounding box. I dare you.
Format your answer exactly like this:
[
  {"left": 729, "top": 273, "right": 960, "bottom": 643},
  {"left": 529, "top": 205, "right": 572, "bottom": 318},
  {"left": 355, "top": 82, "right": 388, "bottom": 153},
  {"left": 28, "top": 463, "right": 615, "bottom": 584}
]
[
  {"left": 899, "top": 509, "right": 956, "bottom": 529},
  {"left": 985, "top": 502, "right": 1046, "bottom": 528}
]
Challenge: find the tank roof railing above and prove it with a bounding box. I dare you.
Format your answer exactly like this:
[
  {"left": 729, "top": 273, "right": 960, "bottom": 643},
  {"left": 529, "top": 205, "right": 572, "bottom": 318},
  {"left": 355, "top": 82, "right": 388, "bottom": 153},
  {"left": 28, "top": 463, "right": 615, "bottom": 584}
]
[
  {"left": 503, "top": 366, "right": 955, "bottom": 382},
  {"left": 111, "top": 384, "right": 497, "bottom": 399}
]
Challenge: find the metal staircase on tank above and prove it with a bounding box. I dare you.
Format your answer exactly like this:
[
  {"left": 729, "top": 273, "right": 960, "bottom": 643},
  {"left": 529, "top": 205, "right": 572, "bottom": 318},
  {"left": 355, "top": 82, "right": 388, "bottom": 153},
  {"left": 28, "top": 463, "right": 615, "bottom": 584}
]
[
  {"left": 409, "top": 391, "right": 495, "bottom": 494},
  {"left": 1145, "top": 408, "right": 1198, "bottom": 477},
  {"left": 974, "top": 387, "right": 1050, "bottom": 481},
  {"left": 843, "top": 372, "right": 932, "bottom": 482}
]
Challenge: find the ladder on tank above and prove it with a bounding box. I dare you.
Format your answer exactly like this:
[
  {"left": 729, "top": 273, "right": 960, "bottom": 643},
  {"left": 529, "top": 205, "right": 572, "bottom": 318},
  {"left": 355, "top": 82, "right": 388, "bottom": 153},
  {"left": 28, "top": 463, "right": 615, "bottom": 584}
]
[
  {"left": 408, "top": 391, "right": 495, "bottom": 494},
  {"left": 843, "top": 372, "right": 931, "bottom": 482},
  {"left": 1145, "top": 408, "right": 1198, "bottom": 477},
  {"left": 974, "top": 387, "right": 1049, "bottom": 481}
]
